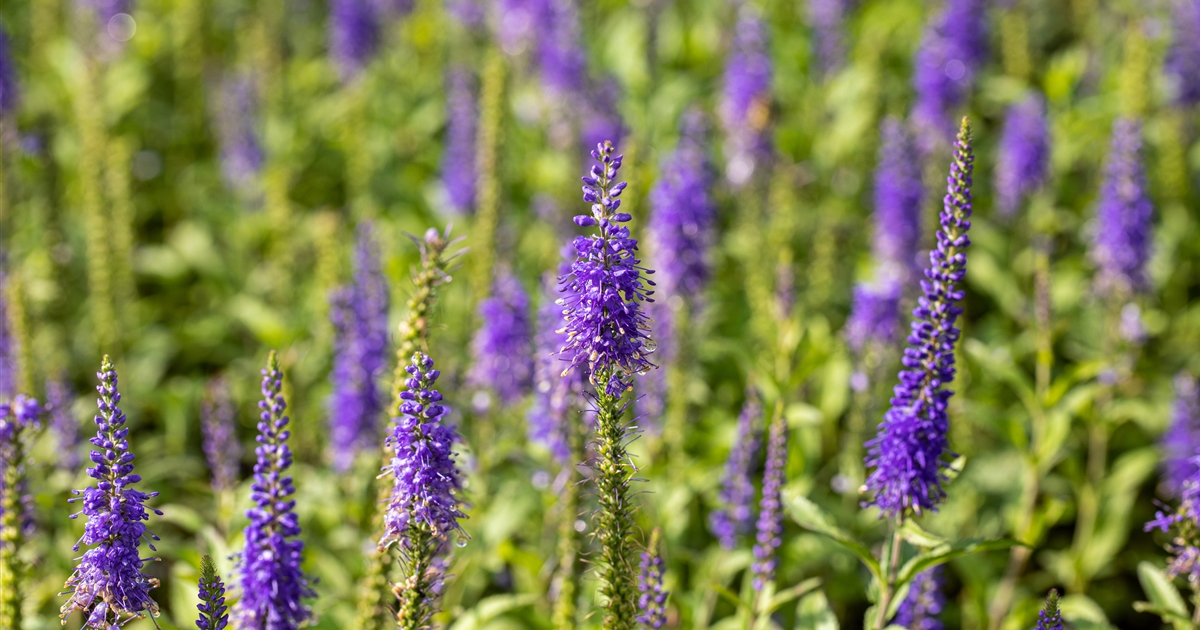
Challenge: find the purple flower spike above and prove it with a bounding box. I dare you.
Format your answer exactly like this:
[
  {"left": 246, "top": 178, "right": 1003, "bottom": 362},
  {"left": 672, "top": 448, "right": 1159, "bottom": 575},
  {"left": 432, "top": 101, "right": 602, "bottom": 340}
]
[
  {"left": 47, "top": 374, "right": 80, "bottom": 471},
  {"left": 912, "top": 0, "right": 987, "bottom": 147},
  {"left": 635, "top": 533, "right": 668, "bottom": 629},
  {"left": 873, "top": 117, "right": 924, "bottom": 284},
  {"left": 330, "top": 0, "right": 379, "bottom": 81},
  {"left": 216, "top": 74, "right": 264, "bottom": 193},
  {"left": 381, "top": 352, "right": 466, "bottom": 548},
  {"left": 0, "top": 393, "right": 40, "bottom": 533},
  {"left": 60, "top": 356, "right": 162, "bottom": 629},
  {"left": 1036, "top": 590, "right": 1064, "bottom": 630},
  {"left": 1163, "top": 374, "right": 1200, "bottom": 497},
  {"left": 496, "top": 0, "right": 548, "bottom": 56},
  {"left": 892, "top": 566, "right": 946, "bottom": 630},
  {"left": 995, "top": 94, "right": 1049, "bottom": 217},
  {"left": 751, "top": 414, "right": 788, "bottom": 589},
  {"left": 197, "top": 555, "right": 230, "bottom": 630},
  {"left": 649, "top": 113, "right": 717, "bottom": 305},
  {"left": 236, "top": 352, "right": 314, "bottom": 630},
  {"left": 864, "top": 118, "right": 974, "bottom": 518},
  {"left": 329, "top": 222, "right": 390, "bottom": 471},
  {"left": 1091, "top": 118, "right": 1153, "bottom": 297},
  {"left": 559, "top": 141, "right": 655, "bottom": 395},
  {"left": 530, "top": 270, "right": 584, "bottom": 464},
  {"left": 441, "top": 67, "right": 478, "bottom": 215},
  {"left": 468, "top": 271, "right": 534, "bottom": 411},
  {"left": 807, "top": 0, "right": 853, "bottom": 76},
  {"left": 0, "top": 273, "right": 16, "bottom": 400},
  {"left": 202, "top": 377, "right": 241, "bottom": 493},
  {"left": 720, "top": 7, "right": 773, "bottom": 187},
  {"left": 539, "top": 0, "right": 587, "bottom": 99},
  {"left": 845, "top": 280, "right": 902, "bottom": 353},
  {"left": 709, "top": 399, "right": 762, "bottom": 549},
  {"left": 0, "top": 26, "right": 18, "bottom": 116},
  {"left": 1166, "top": 0, "right": 1200, "bottom": 107}
]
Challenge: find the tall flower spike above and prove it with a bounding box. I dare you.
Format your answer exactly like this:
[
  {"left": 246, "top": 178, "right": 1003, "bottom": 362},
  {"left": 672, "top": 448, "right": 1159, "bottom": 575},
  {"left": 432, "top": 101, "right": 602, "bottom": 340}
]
[
  {"left": 845, "top": 281, "right": 902, "bottom": 354},
  {"left": 467, "top": 270, "right": 534, "bottom": 411},
  {"left": 442, "top": 67, "right": 478, "bottom": 215},
  {"left": 330, "top": 0, "right": 380, "bottom": 81},
  {"left": 912, "top": 0, "right": 987, "bottom": 148},
  {"left": 892, "top": 566, "right": 946, "bottom": 630},
  {"left": 1091, "top": 118, "right": 1153, "bottom": 297},
  {"left": 197, "top": 555, "right": 230, "bottom": 630},
  {"left": 48, "top": 374, "right": 81, "bottom": 471},
  {"left": 1036, "top": 589, "right": 1064, "bottom": 630},
  {"left": 0, "top": 25, "right": 18, "bottom": 116},
  {"left": 530, "top": 268, "right": 584, "bottom": 464},
  {"left": 1, "top": 393, "right": 39, "bottom": 629},
  {"left": 720, "top": 7, "right": 773, "bottom": 187},
  {"left": 995, "top": 94, "right": 1049, "bottom": 217},
  {"left": 806, "top": 0, "right": 852, "bottom": 76},
  {"left": 0, "top": 273, "right": 16, "bottom": 399},
  {"left": 201, "top": 377, "right": 241, "bottom": 494},
  {"left": 60, "top": 356, "right": 162, "bottom": 628},
  {"left": 1165, "top": 0, "right": 1200, "bottom": 108},
  {"left": 636, "top": 529, "right": 668, "bottom": 629},
  {"left": 329, "top": 222, "right": 390, "bottom": 471},
  {"left": 236, "top": 351, "right": 314, "bottom": 630},
  {"left": 709, "top": 399, "right": 761, "bottom": 549},
  {"left": 539, "top": 0, "right": 587, "bottom": 100},
  {"left": 559, "top": 141, "right": 654, "bottom": 395},
  {"left": 863, "top": 117, "right": 974, "bottom": 518},
  {"left": 751, "top": 411, "right": 788, "bottom": 589},
  {"left": 1163, "top": 374, "right": 1200, "bottom": 497},
  {"left": 216, "top": 73, "right": 264, "bottom": 194},
  {"left": 872, "top": 117, "right": 924, "bottom": 285}
]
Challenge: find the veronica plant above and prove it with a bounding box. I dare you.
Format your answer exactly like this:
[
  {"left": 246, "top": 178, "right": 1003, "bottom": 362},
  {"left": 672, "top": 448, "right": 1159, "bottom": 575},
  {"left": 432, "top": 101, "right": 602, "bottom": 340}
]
[
  {"left": 441, "top": 66, "right": 477, "bottom": 216},
  {"left": 994, "top": 94, "right": 1049, "bottom": 218},
  {"left": 709, "top": 398, "right": 761, "bottom": 549},
  {"left": 0, "top": 25, "right": 17, "bottom": 117},
  {"left": 201, "top": 377, "right": 240, "bottom": 497},
  {"left": 197, "top": 554, "right": 230, "bottom": 630},
  {"left": 467, "top": 270, "right": 534, "bottom": 412},
  {"left": 1165, "top": 0, "right": 1200, "bottom": 108},
  {"left": 636, "top": 528, "right": 668, "bottom": 630},
  {"left": 720, "top": 6, "right": 772, "bottom": 188},
  {"left": 559, "top": 140, "right": 654, "bottom": 629},
  {"left": 47, "top": 373, "right": 80, "bottom": 471},
  {"left": 912, "top": 0, "right": 987, "bottom": 152},
  {"left": 1, "top": 394, "right": 39, "bottom": 628}
]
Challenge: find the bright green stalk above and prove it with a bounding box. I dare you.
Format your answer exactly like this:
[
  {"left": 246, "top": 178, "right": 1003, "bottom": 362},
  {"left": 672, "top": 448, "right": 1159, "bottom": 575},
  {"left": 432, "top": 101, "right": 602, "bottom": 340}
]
[
  {"left": 106, "top": 137, "right": 138, "bottom": 329},
  {"left": 471, "top": 49, "right": 505, "bottom": 303},
  {"left": 0, "top": 406, "right": 35, "bottom": 628},
  {"left": 77, "top": 59, "right": 118, "bottom": 354},
  {"left": 4, "top": 275, "right": 33, "bottom": 396},
  {"left": 394, "top": 525, "right": 440, "bottom": 630},
  {"left": 999, "top": 3, "right": 1031, "bottom": 82},
  {"left": 593, "top": 369, "right": 638, "bottom": 630}
]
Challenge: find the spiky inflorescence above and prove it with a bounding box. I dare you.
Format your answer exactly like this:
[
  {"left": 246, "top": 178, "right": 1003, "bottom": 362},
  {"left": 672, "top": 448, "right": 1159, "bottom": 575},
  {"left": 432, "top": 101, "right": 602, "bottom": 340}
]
[
  {"left": 1091, "top": 118, "right": 1153, "bottom": 297},
  {"left": 751, "top": 413, "right": 788, "bottom": 589},
  {"left": 892, "top": 567, "right": 946, "bottom": 630},
  {"left": 197, "top": 555, "right": 230, "bottom": 630},
  {"left": 912, "top": 0, "right": 987, "bottom": 147},
  {"left": 1, "top": 394, "right": 39, "bottom": 629},
  {"left": 47, "top": 374, "right": 80, "bottom": 471},
  {"left": 1163, "top": 374, "right": 1200, "bottom": 497},
  {"left": 709, "top": 399, "right": 761, "bottom": 549},
  {"left": 872, "top": 117, "right": 924, "bottom": 284},
  {"left": 995, "top": 94, "right": 1049, "bottom": 217},
  {"left": 201, "top": 377, "right": 241, "bottom": 494},
  {"left": 442, "top": 67, "right": 478, "bottom": 215},
  {"left": 807, "top": 0, "right": 852, "bottom": 76},
  {"left": 1165, "top": 0, "right": 1200, "bottom": 107},
  {"left": 530, "top": 270, "right": 584, "bottom": 464},
  {"left": 60, "top": 357, "right": 162, "bottom": 629},
  {"left": 0, "top": 274, "right": 15, "bottom": 399},
  {"left": 635, "top": 530, "right": 668, "bottom": 629},
  {"left": 559, "top": 141, "right": 654, "bottom": 396},
  {"left": 330, "top": 0, "right": 379, "bottom": 80},
  {"left": 0, "top": 26, "right": 17, "bottom": 116},
  {"left": 538, "top": 0, "right": 587, "bottom": 100},
  {"left": 845, "top": 281, "right": 902, "bottom": 354},
  {"left": 236, "top": 352, "right": 314, "bottom": 630},
  {"left": 467, "top": 271, "right": 534, "bottom": 411},
  {"left": 216, "top": 73, "right": 264, "bottom": 193},
  {"left": 1036, "top": 590, "right": 1064, "bottom": 630},
  {"left": 329, "top": 222, "right": 391, "bottom": 471},
  {"left": 863, "top": 118, "right": 974, "bottom": 518},
  {"left": 720, "top": 7, "right": 773, "bottom": 187}
]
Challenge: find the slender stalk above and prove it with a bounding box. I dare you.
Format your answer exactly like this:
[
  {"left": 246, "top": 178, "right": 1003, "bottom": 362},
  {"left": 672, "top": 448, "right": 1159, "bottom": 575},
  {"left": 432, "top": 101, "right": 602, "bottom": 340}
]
[
  {"left": 394, "top": 525, "right": 440, "bottom": 629},
  {"left": 875, "top": 522, "right": 905, "bottom": 630},
  {"left": 0, "top": 433, "right": 26, "bottom": 628},
  {"left": 593, "top": 378, "right": 638, "bottom": 630},
  {"left": 552, "top": 423, "right": 584, "bottom": 630},
  {"left": 471, "top": 50, "right": 505, "bottom": 302},
  {"left": 77, "top": 58, "right": 118, "bottom": 354}
]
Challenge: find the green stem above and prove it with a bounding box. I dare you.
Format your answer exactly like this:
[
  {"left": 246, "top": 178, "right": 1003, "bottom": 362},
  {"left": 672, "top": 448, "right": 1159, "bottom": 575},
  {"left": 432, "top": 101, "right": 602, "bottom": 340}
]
[
  {"left": 594, "top": 380, "right": 638, "bottom": 630},
  {"left": 471, "top": 49, "right": 505, "bottom": 303},
  {"left": 0, "top": 434, "right": 25, "bottom": 629},
  {"left": 394, "top": 525, "right": 439, "bottom": 629},
  {"left": 552, "top": 423, "right": 584, "bottom": 630},
  {"left": 875, "top": 522, "right": 905, "bottom": 630}
]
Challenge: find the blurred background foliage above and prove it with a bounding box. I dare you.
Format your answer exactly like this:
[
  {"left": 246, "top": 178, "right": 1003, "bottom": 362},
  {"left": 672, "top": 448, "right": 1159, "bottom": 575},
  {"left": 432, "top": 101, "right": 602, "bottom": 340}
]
[{"left": 1, "top": 0, "right": 1198, "bottom": 628}]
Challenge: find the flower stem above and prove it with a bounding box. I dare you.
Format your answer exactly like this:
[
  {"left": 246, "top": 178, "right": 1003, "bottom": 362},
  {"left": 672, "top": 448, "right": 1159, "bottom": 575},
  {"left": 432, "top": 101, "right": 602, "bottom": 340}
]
[
  {"left": 394, "top": 524, "right": 439, "bottom": 630},
  {"left": 594, "top": 380, "right": 638, "bottom": 630},
  {"left": 552, "top": 423, "right": 584, "bottom": 630},
  {"left": 875, "top": 521, "right": 905, "bottom": 630}
]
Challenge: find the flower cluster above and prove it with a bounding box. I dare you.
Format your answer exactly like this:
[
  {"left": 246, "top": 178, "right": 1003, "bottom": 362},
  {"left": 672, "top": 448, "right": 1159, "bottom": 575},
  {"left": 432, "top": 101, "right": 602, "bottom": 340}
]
[
  {"left": 0, "top": 394, "right": 40, "bottom": 530},
  {"left": 47, "top": 375, "right": 80, "bottom": 471},
  {"left": 0, "top": 273, "right": 15, "bottom": 399},
  {"left": 468, "top": 271, "right": 534, "bottom": 411},
  {"left": 751, "top": 414, "right": 788, "bottom": 589},
  {"left": 709, "top": 399, "right": 761, "bottom": 549},
  {"left": 1091, "top": 118, "right": 1153, "bottom": 297},
  {"left": 845, "top": 282, "right": 902, "bottom": 354},
  {"left": 1165, "top": 0, "right": 1200, "bottom": 107},
  {"left": 720, "top": 7, "right": 773, "bottom": 187},
  {"left": 216, "top": 74, "right": 264, "bottom": 194},
  {"left": 1036, "top": 589, "right": 1064, "bottom": 630},
  {"left": 649, "top": 112, "right": 716, "bottom": 305},
  {"left": 201, "top": 377, "right": 241, "bottom": 493},
  {"left": 893, "top": 567, "right": 945, "bottom": 630},
  {"left": 912, "top": 0, "right": 987, "bottom": 146},
  {"left": 0, "top": 26, "right": 17, "bottom": 116},
  {"left": 442, "top": 67, "right": 478, "bottom": 215},
  {"left": 237, "top": 353, "right": 314, "bottom": 630},
  {"left": 60, "top": 357, "right": 162, "bottom": 629},
  {"left": 636, "top": 532, "right": 668, "bottom": 629},
  {"left": 1162, "top": 373, "right": 1200, "bottom": 497},
  {"left": 197, "top": 555, "right": 230, "bottom": 630},
  {"left": 994, "top": 94, "right": 1049, "bottom": 217},
  {"left": 530, "top": 269, "right": 584, "bottom": 464},
  {"left": 864, "top": 118, "right": 974, "bottom": 518},
  {"left": 538, "top": 0, "right": 587, "bottom": 99},
  {"left": 329, "top": 222, "right": 391, "bottom": 471},
  {"left": 559, "top": 141, "right": 655, "bottom": 395},
  {"left": 330, "top": 0, "right": 380, "bottom": 80},
  {"left": 807, "top": 0, "right": 852, "bottom": 75}
]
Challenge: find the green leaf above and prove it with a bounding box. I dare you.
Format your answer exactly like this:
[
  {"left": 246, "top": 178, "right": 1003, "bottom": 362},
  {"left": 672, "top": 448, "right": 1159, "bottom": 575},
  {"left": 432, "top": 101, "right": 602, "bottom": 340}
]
[
  {"left": 896, "top": 537, "right": 1020, "bottom": 586},
  {"left": 765, "top": 577, "right": 822, "bottom": 615},
  {"left": 711, "top": 581, "right": 752, "bottom": 612},
  {"left": 446, "top": 594, "right": 538, "bottom": 630},
  {"left": 1059, "top": 594, "right": 1117, "bottom": 630},
  {"left": 898, "top": 520, "right": 947, "bottom": 549},
  {"left": 794, "top": 590, "right": 839, "bottom": 630},
  {"left": 783, "top": 488, "right": 882, "bottom": 582},
  {"left": 1136, "top": 562, "right": 1190, "bottom": 630},
  {"left": 1131, "top": 602, "right": 1194, "bottom": 626}
]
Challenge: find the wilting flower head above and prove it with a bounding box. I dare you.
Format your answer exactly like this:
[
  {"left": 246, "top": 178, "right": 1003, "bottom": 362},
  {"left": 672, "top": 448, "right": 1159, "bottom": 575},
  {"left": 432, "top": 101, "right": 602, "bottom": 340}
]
[
  {"left": 1166, "top": 0, "right": 1200, "bottom": 107},
  {"left": 441, "top": 67, "right": 478, "bottom": 215},
  {"left": 530, "top": 270, "right": 584, "bottom": 464},
  {"left": 995, "top": 94, "right": 1049, "bottom": 217},
  {"left": 709, "top": 399, "right": 761, "bottom": 549},
  {"left": 720, "top": 7, "right": 773, "bottom": 187},
  {"left": 559, "top": 141, "right": 655, "bottom": 396},
  {"left": 330, "top": 0, "right": 379, "bottom": 80},
  {"left": 635, "top": 531, "right": 668, "bottom": 629},
  {"left": 864, "top": 118, "right": 974, "bottom": 518},
  {"left": 468, "top": 270, "right": 534, "bottom": 410},
  {"left": 1091, "top": 118, "right": 1153, "bottom": 297},
  {"left": 47, "top": 375, "right": 80, "bottom": 471},
  {"left": 912, "top": 0, "right": 987, "bottom": 147},
  {"left": 807, "top": 0, "right": 853, "bottom": 75},
  {"left": 329, "top": 222, "right": 391, "bottom": 471},
  {"left": 845, "top": 280, "right": 902, "bottom": 353},
  {"left": 197, "top": 555, "right": 230, "bottom": 630},
  {"left": 201, "top": 377, "right": 241, "bottom": 493},
  {"left": 892, "top": 567, "right": 945, "bottom": 630},
  {"left": 751, "top": 414, "right": 788, "bottom": 589},
  {"left": 872, "top": 117, "right": 924, "bottom": 284},
  {"left": 1036, "top": 590, "right": 1064, "bottom": 630},
  {"left": 0, "top": 26, "right": 18, "bottom": 116},
  {"left": 382, "top": 353, "right": 466, "bottom": 548},
  {"left": 237, "top": 352, "right": 314, "bottom": 630},
  {"left": 60, "top": 356, "right": 162, "bottom": 629},
  {"left": 538, "top": 0, "right": 587, "bottom": 99},
  {"left": 1163, "top": 374, "right": 1200, "bottom": 497},
  {"left": 216, "top": 74, "right": 264, "bottom": 194}
]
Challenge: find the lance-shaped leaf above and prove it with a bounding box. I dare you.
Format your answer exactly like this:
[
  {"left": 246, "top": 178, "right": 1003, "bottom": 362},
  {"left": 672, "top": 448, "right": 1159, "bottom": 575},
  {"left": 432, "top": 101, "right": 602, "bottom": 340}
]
[
  {"left": 896, "top": 537, "right": 1021, "bottom": 588},
  {"left": 783, "top": 488, "right": 881, "bottom": 583},
  {"left": 1133, "top": 561, "right": 1191, "bottom": 630}
]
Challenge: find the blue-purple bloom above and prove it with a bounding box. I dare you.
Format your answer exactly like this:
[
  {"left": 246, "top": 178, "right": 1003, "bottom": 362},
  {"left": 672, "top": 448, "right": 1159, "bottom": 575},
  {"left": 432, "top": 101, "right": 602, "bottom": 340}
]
[
  {"left": 863, "top": 118, "right": 974, "bottom": 518},
  {"left": 60, "top": 357, "right": 162, "bottom": 629},
  {"left": 381, "top": 352, "right": 466, "bottom": 548},
  {"left": 202, "top": 377, "right": 241, "bottom": 493},
  {"left": 649, "top": 113, "right": 717, "bottom": 305},
  {"left": 751, "top": 414, "right": 788, "bottom": 589},
  {"left": 236, "top": 353, "right": 314, "bottom": 630},
  {"left": 330, "top": 0, "right": 380, "bottom": 80},
  {"left": 1036, "top": 590, "right": 1064, "bottom": 630},
  {"left": 892, "top": 567, "right": 945, "bottom": 630},
  {"left": 216, "top": 74, "right": 264, "bottom": 194},
  {"left": 495, "top": 0, "right": 546, "bottom": 56},
  {"left": 709, "top": 399, "right": 761, "bottom": 549},
  {"left": 995, "top": 94, "right": 1049, "bottom": 217},
  {"left": 845, "top": 280, "right": 902, "bottom": 353},
  {"left": 635, "top": 541, "right": 668, "bottom": 629},
  {"left": 807, "top": 0, "right": 853, "bottom": 75},
  {"left": 0, "top": 273, "right": 15, "bottom": 399},
  {"left": 1166, "top": 0, "right": 1200, "bottom": 107},
  {"left": 720, "top": 7, "right": 773, "bottom": 187},
  {"left": 538, "top": 0, "right": 587, "bottom": 99},
  {"left": 48, "top": 374, "right": 81, "bottom": 471},
  {"left": 197, "top": 555, "right": 230, "bottom": 630},
  {"left": 530, "top": 270, "right": 584, "bottom": 464},
  {"left": 0, "top": 25, "right": 18, "bottom": 116},
  {"left": 1091, "top": 118, "right": 1153, "bottom": 297},
  {"left": 0, "top": 394, "right": 39, "bottom": 532},
  {"left": 441, "top": 67, "right": 477, "bottom": 215},
  {"left": 912, "top": 0, "right": 987, "bottom": 147},
  {"left": 1163, "top": 374, "right": 1200, "bottom": 497},
  {"left": 559, "top": 141, "right": 655, "bottom": 395},
  {"left": 468, "top": 270, "right": 534, "bottom": 411}
]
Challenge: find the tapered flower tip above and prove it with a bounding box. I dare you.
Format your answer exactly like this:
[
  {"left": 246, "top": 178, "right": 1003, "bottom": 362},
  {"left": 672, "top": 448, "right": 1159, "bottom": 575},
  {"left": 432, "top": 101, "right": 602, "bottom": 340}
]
[{"left": 1036, "top": 589, "right": 1064, "bottom": 630}]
